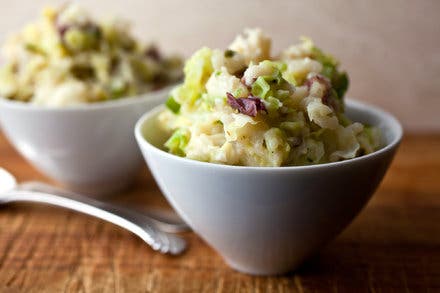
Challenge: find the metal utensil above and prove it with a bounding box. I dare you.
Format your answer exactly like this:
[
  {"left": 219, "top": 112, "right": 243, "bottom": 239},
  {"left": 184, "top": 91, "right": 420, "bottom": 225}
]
[
  {"left": 18, "top": 180, "right": 190, "bottom": 233},
  {"left": 0, "top": 168, "right": 186, "bottom": 255}
]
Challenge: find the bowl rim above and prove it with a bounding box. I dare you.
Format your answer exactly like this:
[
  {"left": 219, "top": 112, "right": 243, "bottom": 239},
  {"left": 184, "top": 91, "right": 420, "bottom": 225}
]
[
  {"left": 135, "top": 98, "right": 403, "bottom": 172},
  {"left": 0, "top": 84, "right": 176, "bottom": 112}
]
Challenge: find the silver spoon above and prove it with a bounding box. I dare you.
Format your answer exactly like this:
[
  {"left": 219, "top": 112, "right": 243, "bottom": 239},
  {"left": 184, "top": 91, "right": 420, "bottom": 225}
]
[
  {"left": 0, "top": 168, "right": 187, "bottom": 255},
  {"left": 17, "top": 180, "right": 190, "bottom": 233}
]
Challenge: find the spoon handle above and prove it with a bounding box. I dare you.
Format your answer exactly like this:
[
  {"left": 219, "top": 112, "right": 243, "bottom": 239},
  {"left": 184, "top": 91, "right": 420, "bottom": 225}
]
[
  {"left": 17, "top": 181, "right": 191, "bottom": 233},
  {"left": 0, "top": 190, "right": 186, "bottom": 255}
]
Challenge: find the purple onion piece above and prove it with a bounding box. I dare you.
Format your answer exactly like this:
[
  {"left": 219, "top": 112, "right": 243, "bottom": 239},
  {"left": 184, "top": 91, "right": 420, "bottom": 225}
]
[
  {"left": 145, "top": 45, "right": 161, "bottom": 61},
  {"left": 226, "top": 92, "right": 268, "bottom": 117},
  {"left": 306, "top": 74, "right": 338, "bottom": 111},
  {"left": 56, "top": 24, "right": 70, "bottom": 37}
]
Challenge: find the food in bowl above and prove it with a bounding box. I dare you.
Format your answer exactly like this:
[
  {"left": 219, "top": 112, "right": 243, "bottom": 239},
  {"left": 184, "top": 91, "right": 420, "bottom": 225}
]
[
  {"left": 0, "top": 4, "right": 182, "bottom": 107},
  {"left": 159, "top": 29, "right": 380, "bottom": 166}
]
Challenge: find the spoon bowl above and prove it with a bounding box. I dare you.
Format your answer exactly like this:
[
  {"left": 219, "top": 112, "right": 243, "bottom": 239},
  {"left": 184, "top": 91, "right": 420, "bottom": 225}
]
[{"left": 0, "top": 168, "right": 17, "bottom": 193}]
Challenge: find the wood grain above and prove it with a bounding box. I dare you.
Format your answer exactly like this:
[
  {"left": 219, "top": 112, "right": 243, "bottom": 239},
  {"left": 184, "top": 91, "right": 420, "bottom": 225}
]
[{"left": 0, "top": 133, "right": 439, "bottom": 292}]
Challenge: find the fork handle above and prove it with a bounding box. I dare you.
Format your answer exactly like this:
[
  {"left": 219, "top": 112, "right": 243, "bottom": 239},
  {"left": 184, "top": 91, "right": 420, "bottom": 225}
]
[{"left": 0, "top": 190, "right": 186, "bottom": 255}]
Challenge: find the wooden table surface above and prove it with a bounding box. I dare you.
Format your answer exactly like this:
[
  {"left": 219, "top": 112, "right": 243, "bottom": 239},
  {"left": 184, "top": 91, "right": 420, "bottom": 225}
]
[{"left": 0, "top": 132, "right": 439, "bottom": 292}]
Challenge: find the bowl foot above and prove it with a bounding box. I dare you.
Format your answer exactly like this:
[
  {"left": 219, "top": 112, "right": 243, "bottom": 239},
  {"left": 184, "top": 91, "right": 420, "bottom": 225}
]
[{"left": 223, "top": 257, "right": 297, "bottom": 276}]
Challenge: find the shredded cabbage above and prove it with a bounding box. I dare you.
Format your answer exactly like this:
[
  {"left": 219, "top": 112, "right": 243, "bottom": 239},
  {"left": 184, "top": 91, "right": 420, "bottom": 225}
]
[{"left": 159, "top": 29, "right": 381, "bottom": 166}]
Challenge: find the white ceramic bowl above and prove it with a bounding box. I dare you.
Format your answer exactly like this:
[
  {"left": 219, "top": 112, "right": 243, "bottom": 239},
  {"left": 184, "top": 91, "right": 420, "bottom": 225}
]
[
  {"left": 135, "top": 99, "right": 402, "bottom": 275},
  {"left": 0, "top": 87, "right": 172, "bottom": 196}
]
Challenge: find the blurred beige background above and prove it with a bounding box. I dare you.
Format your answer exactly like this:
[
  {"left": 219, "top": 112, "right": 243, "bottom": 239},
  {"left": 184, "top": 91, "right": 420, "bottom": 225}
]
[{"left": 0, "top": 0, "right": 439, "bottom": 131}]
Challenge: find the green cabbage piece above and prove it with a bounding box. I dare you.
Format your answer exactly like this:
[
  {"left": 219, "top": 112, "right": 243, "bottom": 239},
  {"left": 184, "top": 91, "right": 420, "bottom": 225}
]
[
  {"left": 251, "top": 62, "right": 291, "bottom": 100},
  {"left": 280, "top": 121, "right": 304, "bottom": 136},
  {"left": 165, "top": 96, "right": 181, "bottom": 113},
  {"left": 264, "top": 96, "right": 283, "bottom": 114},
  {"left": 332, "top": 71, "right": 349, "bottom": 99},
  {"left": 176, "top": 47, "right": 213, "bottom": 105},
  {"left": 364, "top": 126, "right": 381, "bottom": 149},
  {"left": 130, "top": 57, "right": 153, "bottom": 82},
  {"left": 310, "top": 45, "right": 349, "bottom": 100},
  {"left": 251, "top": 76, "right": 271, "bottom": 98},
  {"left": 24, "top": 43, "right": 46, "bottom": 56},
  {"left": 109, "top": 80, "right": 128, "bottom": 99},
  {"left": 164, "top": 128, "right": 189, "bottom": 156},
  {"left": 64, "top": 27, "right": 101, "bottom": 51},
  {"left": 249, "top": 62, "right": 296, "bottom": 116},
  {"left": 304, "top": 138, "right": 325, "bottom": 164},
  {"left": 264, "top": 128, "right": 286, "bottom": 149}
]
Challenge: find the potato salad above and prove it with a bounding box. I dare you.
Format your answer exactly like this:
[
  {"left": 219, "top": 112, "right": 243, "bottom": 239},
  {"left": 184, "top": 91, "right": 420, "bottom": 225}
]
[
  {"left": 160, "top": 29, "right": 380, "bottom": 166},
  {"left": 0, "top": 4, "right": 182, "bottom": 106}
]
